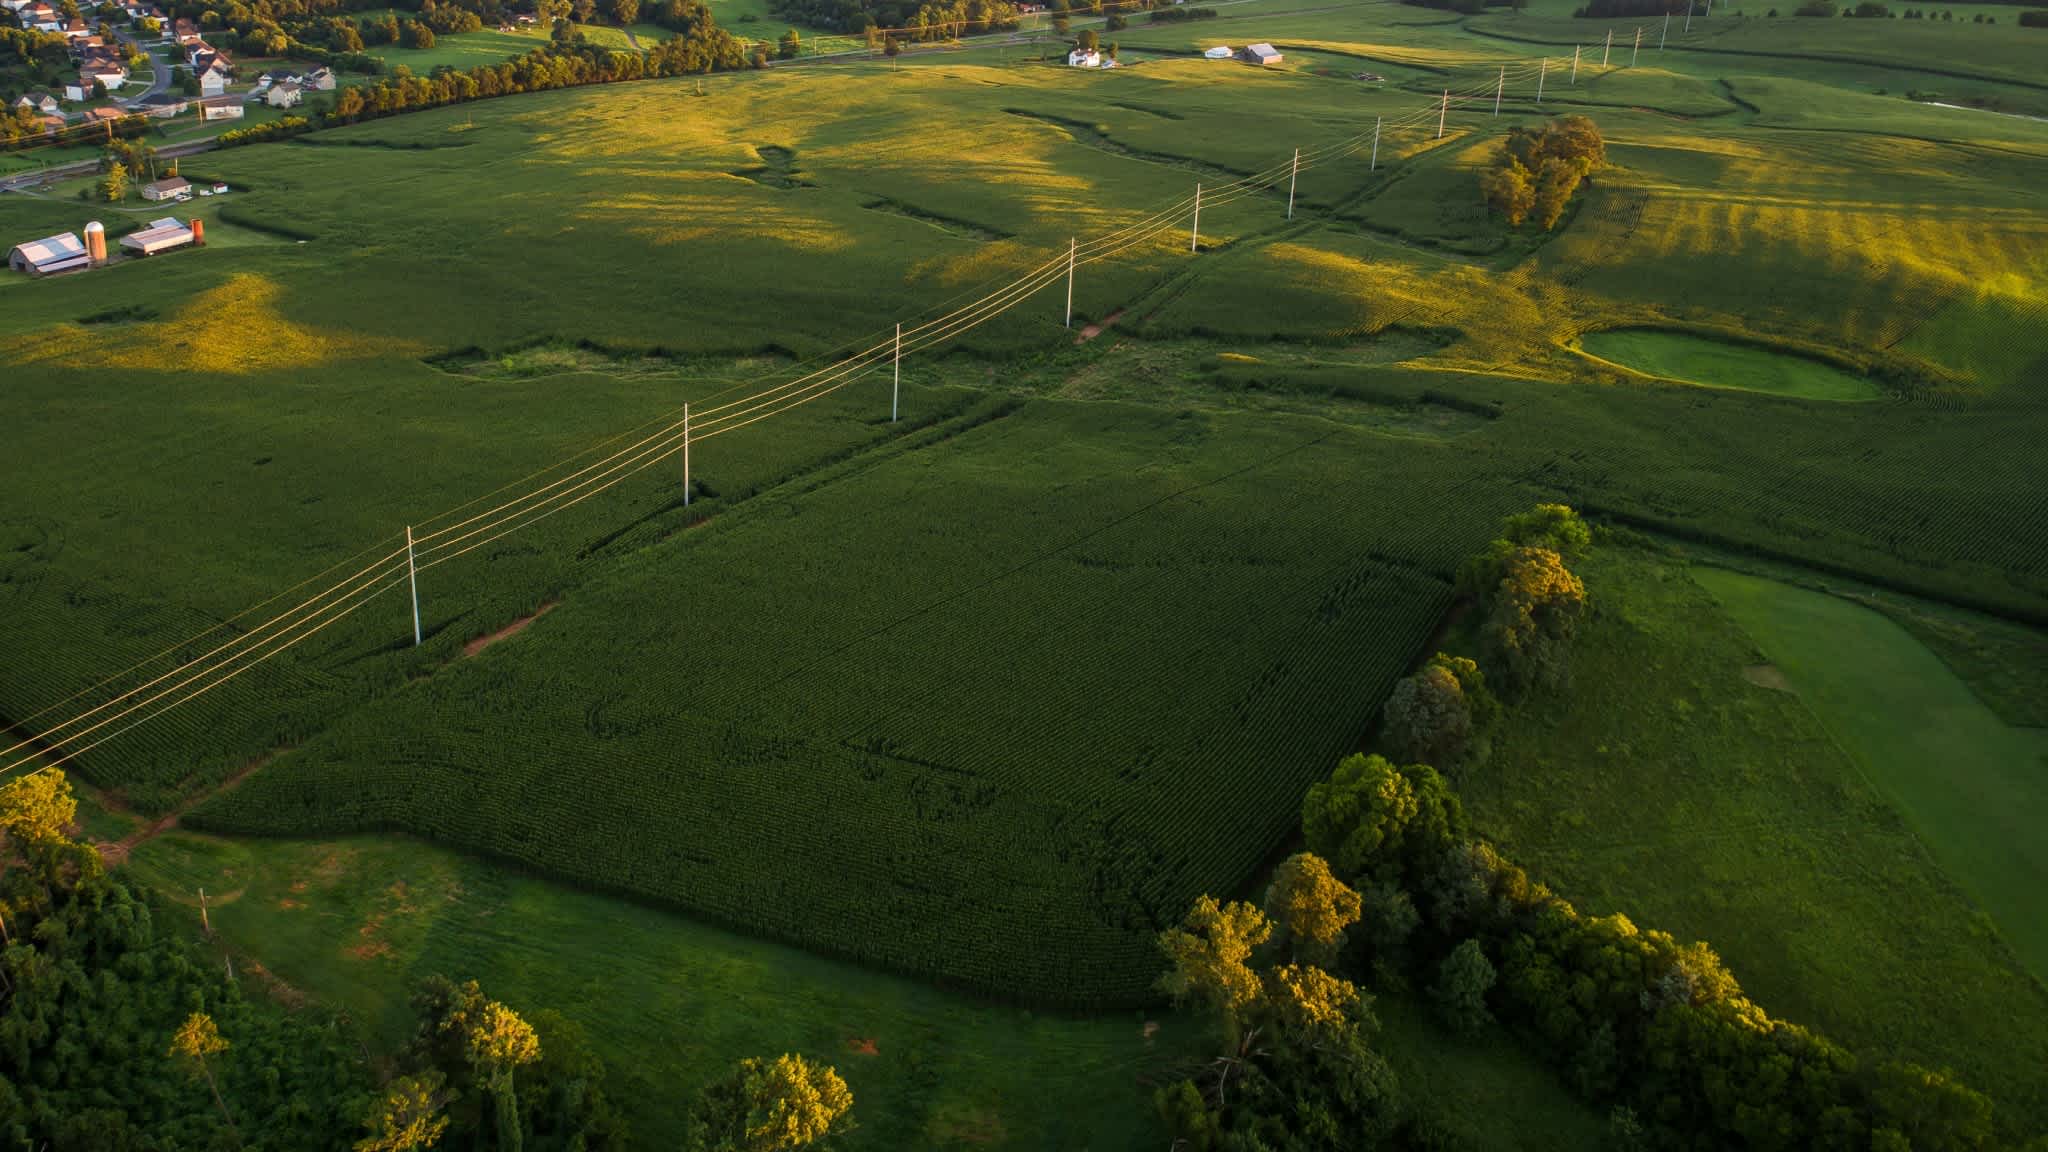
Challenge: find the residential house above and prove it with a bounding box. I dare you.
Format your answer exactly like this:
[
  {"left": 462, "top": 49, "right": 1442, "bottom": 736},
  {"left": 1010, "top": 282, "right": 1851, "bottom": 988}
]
[
  {"left": 196, "top": 94, "right": 241, "bottom": 121},
  {"left": 303, "top": 66, "right": 335, "bottom": 91},
  {"left": 171, "top": 16, "right": 201, "bottom": 42},
  {"left": 7, "top": 232, "right": 91, "bottom": 276},
  {"left": 137, "top": 91, "right": 187, "bottom": 117},
  {"left": 264, "top": 79, "right": 301, "bottom": 108},
  {"left": 21, "top": 1, "right": 62, "bottom": 30},
  {"left": 14, "top": 92, "right": 61, "bottom": 117},
  {"left": 139, "top": 175, "right": 190, "bottom": 201},
  {"left": 197, "top": 62, "right": 227, "bottom": 96},
  {"left": 1240, "top": 42, "right": 1282, "bottom": 65},
  {"left": 259, "top": 67, "right": 297, "bottom": 87},
  {"left": 63, "top": 79, "right": 94, "bottom": 101},
  {"left": 0, "top": 0, "right": 32, "bottom": 13},
  {"left": 60, "top": 17, "right": 93, "bottom": 39},
  {"left": 83, "top": 104, "right": 125, "bottom": 123},
  {"left": 1066, "top": 46, "right": 1100, "bottom": 67},
  {"left": 36, "top": 114, "right": 67, "bottom": 136}
]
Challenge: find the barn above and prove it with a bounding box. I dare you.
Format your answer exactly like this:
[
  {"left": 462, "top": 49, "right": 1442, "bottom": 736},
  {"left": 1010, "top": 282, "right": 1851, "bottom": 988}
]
[
  {"left": 120, "top": 217, "right": 198, "bottom": 256},
  {"left": 1241, "top": 42, "right": 1282, "bottom": 65},
  {"left": 7, "top": 232, "right": 91, "bottom": 276}
]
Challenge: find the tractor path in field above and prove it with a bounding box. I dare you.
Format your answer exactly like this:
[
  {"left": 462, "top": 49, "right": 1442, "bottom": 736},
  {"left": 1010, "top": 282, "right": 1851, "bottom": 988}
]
[
  {"left": 91, "top": 750, "right": 283, "bottom": 867},
  {"left": 462, "top": 600, "right": 558, "bottom": 658},
  {"left": 1075, "top": 308, "right": 1124, "bottom": 342}
]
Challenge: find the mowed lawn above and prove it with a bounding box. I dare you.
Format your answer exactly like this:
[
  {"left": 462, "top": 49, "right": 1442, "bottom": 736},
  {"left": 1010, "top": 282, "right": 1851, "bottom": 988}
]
[
  {"left": 1696, "top": 568, "right": 2048, "bottom": 980},
  {"left": 1456, "top": 548, "right": 2048, "bottom": 1130}
]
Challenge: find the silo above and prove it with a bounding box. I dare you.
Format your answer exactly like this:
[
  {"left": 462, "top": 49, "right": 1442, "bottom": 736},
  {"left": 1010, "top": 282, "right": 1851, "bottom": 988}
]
[
  {"left": 84, "top": 220, "right": 106, "bottom": 265},
  {"left": 190, "top": 218, "right": 204, "bottom": 246}
]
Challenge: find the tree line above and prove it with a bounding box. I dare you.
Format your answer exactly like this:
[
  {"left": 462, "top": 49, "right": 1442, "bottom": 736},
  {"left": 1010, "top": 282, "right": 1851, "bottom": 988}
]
[
  {"left": 318, "top": 14, "right": 750, "bottom": 127},
  {"left": 0, "top": 770, "right": 854, "bottom": 1151},
  {"left": 766, "top": 0, "right": 1020, "bottom": 41},
  {"left": 1152, "top": 506, "right": 2013, "bottom": 1151}
]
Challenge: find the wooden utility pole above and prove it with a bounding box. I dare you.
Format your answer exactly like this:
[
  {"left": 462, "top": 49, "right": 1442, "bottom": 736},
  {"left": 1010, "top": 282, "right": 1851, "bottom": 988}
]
[
  {"left": 1190, "top": 182, "right": 1201, "bottom": 252},
  {"left": 1286, "top": 148, "right": 1298, "bottom": 220},
  {"left": 1437, "top": 88, "right": 1448, "bottom": 138}
]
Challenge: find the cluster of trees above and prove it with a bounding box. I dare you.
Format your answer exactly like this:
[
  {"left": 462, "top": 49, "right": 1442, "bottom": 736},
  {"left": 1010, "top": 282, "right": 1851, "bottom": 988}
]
[
  {"left": 1151, "top": 504, "right": 2008, "bottom": 1150},
  {"left": 0, "top": 769, "right": 856, "bottom": 1151},
  {"left": 1479, "top": 115, "right": 1604, "bottom": 231},
  {"left": 325, "top": 20, "right": 749, "bottom": 125},
  {"left": 1151, "top": 852, "right": 1441, "bottom": 1150},
  {"left": 1572, "top": 0, "right": 1686, "bottom": 16},
  {"left": 2, "top": 25, "right": 71, "bottom": 88},
  {"left": 217, "top": 113, "right": 313, "bottom": 145},
  {"left": 2022, "top": 10, "right": 2046, "bottom": 25}
]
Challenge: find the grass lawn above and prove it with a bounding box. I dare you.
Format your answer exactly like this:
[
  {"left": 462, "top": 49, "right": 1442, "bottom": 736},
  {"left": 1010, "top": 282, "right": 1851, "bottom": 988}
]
[
  {"left": 1579, "top": 328, "right": 1881, "bottom": 401},
  {"left": 1453, "top": 546, "right": 2048, "bottom": 1132},
  {"left": 1695, "top": 567, "right": 2048, "bottom": 981},
  {"left": 122, "top": 829, "right": 1197, "bottom": 1150},
  {"left": 370, "top": 26, "right": 552, "bottom": 72},
  {"left": 1372, "top": 996, "right": 1608, "bottom": 1149}
]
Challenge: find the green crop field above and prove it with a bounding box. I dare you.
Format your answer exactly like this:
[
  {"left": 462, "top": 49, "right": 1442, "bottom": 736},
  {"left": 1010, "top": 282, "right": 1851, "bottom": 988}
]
[{"left": 4, "top": 0, "right": 2047, "bottom": 1138}]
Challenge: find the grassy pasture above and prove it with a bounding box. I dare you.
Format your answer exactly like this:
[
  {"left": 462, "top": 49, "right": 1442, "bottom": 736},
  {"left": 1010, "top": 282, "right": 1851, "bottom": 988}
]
[
  {"left": 1455, "top": 547, "right": 2048, "bottom": 1130},
  {"left": 1696, "top": 568, "right": 2048, "bottom": 980},
  {"left": 121, "top": 828, "right": 1198, "bottom": 1150}
]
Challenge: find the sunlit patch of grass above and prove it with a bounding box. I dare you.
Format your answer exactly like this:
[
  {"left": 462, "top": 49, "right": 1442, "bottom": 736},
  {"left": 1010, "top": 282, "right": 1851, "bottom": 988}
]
[{"left": 0, "top": 275, "right": 411, "bottom": 374}]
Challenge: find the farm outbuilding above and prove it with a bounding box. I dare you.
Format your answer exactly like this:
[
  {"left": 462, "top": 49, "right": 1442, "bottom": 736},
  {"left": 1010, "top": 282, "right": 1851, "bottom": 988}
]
[
  {"left": 1203, "top": 45, "right": 1233, "bottom": 59},
  {"left": 120, "top": 217, "right": 198, "bottom": 256},
  {"left": 1241, "top": 43, "right": 1282, "bottom": 65},
  {"left": 198, "top": 96, "right": 242, "bottom": 121},
  {"left": 7, "top": 232, "right": 91, "bottom": 276}
]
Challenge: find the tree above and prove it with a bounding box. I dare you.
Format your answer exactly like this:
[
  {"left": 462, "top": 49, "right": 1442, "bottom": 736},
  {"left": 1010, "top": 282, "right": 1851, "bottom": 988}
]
[
  {"left": 1076, "top": 27, "right": 1098, "bottom": 50},
  {"left": 99, "top": 160, "right": 127, "bottom": 202},
  {"left": 1480, "top": 158, "right": 1535, "bottom": 225},
  {"left": 1430, "top": 939, "right": 1496, "bottom": 1035},
  {"left": 1301, "top": 754, "right": 1464, "bottom": 886},
  {"left": 1532, "top": 155, "right": 1584, "bottom": 229},
  {"left": 0, "top": 769, "right": 76, "bottom": 854},
  {"left": 777, "top": 27, "right": 800, "bottom": 57},
  {"left": 1262, "top": 962, "right": 1367, "bottom": 1049},
  {"left": 690, "top": 1053, "right": 853, "bottom": 1152},
  {"left": 468, "top": 1001, "right": 541, "bottom": 1152},
  {"left": 1502, "top": 502, "right": 1590, "bottom": 554},
  {"left": 882, "top": 35, "right": 901, "bottom": 55},
  {"left": 1263, "top": 852, "right": 1361, "bottom": 960},
  {"left": 1382, "top": 652, "right": 1497, "bottom": 770},
  {"left": 1106, "top": 11, "right": 1127, "bottom": 28},
  {"left": 91, "top": 78, "right": 107, "bottom": 99},
  {"left": 1156, "top": 895, "right": 1272, "bottom": 1035},
  {"left": 356, "top": 1072, "right": 452, "bottom": 1152},
  {"left": 170, "top": 1012, "right": 237, "bottom": 1134},
  {"left": 1482, "top": 546, "right": 1586, "bottom": 696}
]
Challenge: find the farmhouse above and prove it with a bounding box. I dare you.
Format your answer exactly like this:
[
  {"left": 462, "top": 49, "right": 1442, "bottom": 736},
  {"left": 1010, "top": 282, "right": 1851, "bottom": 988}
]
[
  {"left": 265, "top": 80, "right": 302, "bottom": 108},
  {"left": 304, "top": 66, "right": 335, "bottom": 90},
  {"left": 7, "top": 232, "right": 91, "bottom": 276},
  {"left": 1067, "top": 46, "right": 1100, "bottom": 67},
  {"left": 120, "top": 216, "right": 198, "bottom": 256},
  {"left": 140, "top": 175, "right": 190, "bottom": 201},
  {"left": 15, "top": 92, "right": 60, "bottom": 116},
  {"left": 196, "top": 95, "right": 241, "bottom": 121},
  {"left": 1240, "top": 42, "right": 1282, "bottom": 65}
]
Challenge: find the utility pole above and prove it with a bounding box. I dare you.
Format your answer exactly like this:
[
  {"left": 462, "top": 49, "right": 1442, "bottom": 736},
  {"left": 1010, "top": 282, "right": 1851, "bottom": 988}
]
[
  {"left": 1369, "top": 115, "right": 1381, "bottom": 170},
  {"left": 405, "top": 525, "right": 421, "bottom": 647},
  {"left": 891, "top": 323, "right": 900, "bottom": 422},
  {"left": 1538, "top": 57, "right": 1546, "bottom": 102},
  {"left": 199, "top": 887, "right": 211, "bottom": 936},
  {"left": 1632, "top": 26, "right": 1640, "bottom": 67},
  {"left": 1286, "top": 147, "right": 1298, "bottom": 220},
  {"left": 1065, "top": 236, "right": 1075, "bottom": 328},
  {"left": 1685, "top": 1, "right": 1692, "bottom": 33},
  {"left": 1190, "top": 182, "right": 1201, "bottom": 252},
  {"left": 1437, "top": 88, "right": 1447, "bottom": 138},
  {"left": 1572, "top": 44, "right": 1580, "bottom": 84},
  {"left": 1661, "top": 11, "right": 1669, "bottom": 49},
  {"left": 682, "top": 404, "right": 690, "bottom": 506},
  {"left": 1602, "top": 28, "right": 1611, "bottom": 68},
  {"left": 1494, "top": 66, "right": 1504, "bottom": 115}
]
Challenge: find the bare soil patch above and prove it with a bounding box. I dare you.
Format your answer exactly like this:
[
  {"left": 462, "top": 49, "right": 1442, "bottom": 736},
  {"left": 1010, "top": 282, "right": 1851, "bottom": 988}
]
[
  {"left": 1742, "top": 663, "right": 1795, "bottom": 693},
  {"left": 464, "top": 600, "right": 558, "bottom": 658}
]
